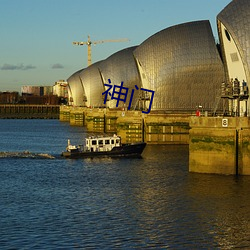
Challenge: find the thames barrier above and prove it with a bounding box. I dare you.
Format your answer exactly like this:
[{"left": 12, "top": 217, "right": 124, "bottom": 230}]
[
  {"left": 62, "top": 0, "right": 250, "bottom": 175},
  {"left": 2, "top": 0, "right": 248, "bottom": 175}
]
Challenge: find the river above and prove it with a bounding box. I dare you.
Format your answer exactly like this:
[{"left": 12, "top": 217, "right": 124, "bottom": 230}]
[{"left": 0, "top": 119, "right": 249, "bottom": 249}]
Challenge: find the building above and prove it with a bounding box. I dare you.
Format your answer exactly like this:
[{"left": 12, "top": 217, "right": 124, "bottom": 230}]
[
  {"left": 67, "top": 21, "right": 225, "bottom": 113},
  {"left": 133, "top": 20, "right": 225, "bottom": 113},
  {"left": 21, "top": 85, "right": 58, "bottom": 105},
  {"left": 0, "top": 92, "right": 19, "bottom": 104},
  {"left": 67, "top": 0, "right": 250, "bottom": 116},
  {"left": 67, "top": 69, "right": 86, "bottom": 106},
  {"left": 98, "top": 46, "right": 140, "bottom": 109},
  {"left": 21, "top": 86, "right": 53, "bottom": 96},
  {"left": 53, "top": 80, "right": 68, "bottom": 98},
  {"left": 68, "top": 47, "right": 141, "bottom": 109},
  {"left": 217, "top": 0, "right": 250, "bottom": 116},
  {"left": 78, "top": 61, "right": 104, "bottom": 108}
]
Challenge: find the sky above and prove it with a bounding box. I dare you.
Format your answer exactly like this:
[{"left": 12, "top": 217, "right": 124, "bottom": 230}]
[{"left": 0, "top": 0, "right": 232, "bottom": 92}]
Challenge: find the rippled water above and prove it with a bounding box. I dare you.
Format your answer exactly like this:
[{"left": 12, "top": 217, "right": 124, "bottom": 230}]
[{"left": 0, "top": 119, "right": 250, "bottom": 249}]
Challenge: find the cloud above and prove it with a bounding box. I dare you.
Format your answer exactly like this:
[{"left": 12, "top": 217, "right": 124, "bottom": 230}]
[
  {"left": 23, "top": 64, "right": 36, "bottom": 70},
  {"left": 51, "top": 63, "right": 64, "bottom": 69},
  {"left": 1, "top": 63, "right": 36, "bottom": 70}
]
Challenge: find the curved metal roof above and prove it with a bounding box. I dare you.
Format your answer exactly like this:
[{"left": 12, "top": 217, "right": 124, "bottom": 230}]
[
  {"left": 79, "top": 61, "right": 105, "bottom": 108},
  {"left": 217, "top": 0, "right": 250, "bottom": 83},
  {"left": 67, "top": 69, "right": 86, "bottom": 106},
  {"left": 98, "top": 46, "right": 140, "bottom": 109},
  {"left": 133, "top": 20, "right": 225, "bottom": 112}
]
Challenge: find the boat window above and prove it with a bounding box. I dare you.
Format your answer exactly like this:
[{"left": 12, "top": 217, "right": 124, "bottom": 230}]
[
  {"left": 98, "top": 140, "right": 103, "bottom": 145},
  {"left": 92, "top": 140, "right": 97, "bottom": 145},
  {"left": 111, "top": 139, "right": 114, "bottom": 144},
  {"left": 105, "top": 140, "right": 110, "bottom": 144},
  {"left": 116, "top": 139, "right": 120, "bottom": 144}
]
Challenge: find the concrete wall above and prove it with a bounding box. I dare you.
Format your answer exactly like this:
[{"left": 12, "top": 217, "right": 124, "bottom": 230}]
[
  {"left": 189, "top": 117, "right": 250, "bottom": 175},
  {"left": 145, "top": 115, "right": 189, "bottom": 144}
]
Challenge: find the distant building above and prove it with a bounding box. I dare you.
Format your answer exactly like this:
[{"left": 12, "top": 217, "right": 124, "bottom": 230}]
[
  {"left": 52, "top": 80, "right": 68, "bottom": 98},
  {"left": 0, "top": 92, "right": 19, "bottom": 104},
  {"left": 20, "top": 85, "right": 58, "bottom": 105},
  {"left": 21, "top": 85, "right": 53, "bottom": 96}
]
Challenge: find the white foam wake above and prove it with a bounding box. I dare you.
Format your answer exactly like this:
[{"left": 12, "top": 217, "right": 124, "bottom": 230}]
[{"left": 0, "top": 151, "right": 55, "bottom": 159}]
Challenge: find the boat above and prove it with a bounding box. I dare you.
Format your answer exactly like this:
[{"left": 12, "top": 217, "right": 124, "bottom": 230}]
[{"left": 61, "top": 134, "right": 146, "bottom": 158}]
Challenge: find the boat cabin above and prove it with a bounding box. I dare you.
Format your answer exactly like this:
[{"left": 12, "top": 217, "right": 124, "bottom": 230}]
[{"left": 85, "top": 135, "right": 121, "bottom": 152}]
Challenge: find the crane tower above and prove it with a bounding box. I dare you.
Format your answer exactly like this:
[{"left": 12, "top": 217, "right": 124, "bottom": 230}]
[{"left": 73, "top": 35, "right": 129, "bottom": 66}]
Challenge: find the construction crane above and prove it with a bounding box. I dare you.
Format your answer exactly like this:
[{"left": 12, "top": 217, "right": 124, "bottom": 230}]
[{"left": 73, "top": 35, "right": 129, "bottom": 66}]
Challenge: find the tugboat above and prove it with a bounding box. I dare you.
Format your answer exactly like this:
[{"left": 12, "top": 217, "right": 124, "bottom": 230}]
[{"left": 61, "top": 134, "right": 146, "bottom": 158}]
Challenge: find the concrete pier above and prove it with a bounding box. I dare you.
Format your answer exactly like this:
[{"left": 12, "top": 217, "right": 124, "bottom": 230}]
[
  {"left": 59, "top": 105, "right": 71, "bottom": 122},
  {"left": 189, "top": 117, "right": 250, "bottom": 175}
]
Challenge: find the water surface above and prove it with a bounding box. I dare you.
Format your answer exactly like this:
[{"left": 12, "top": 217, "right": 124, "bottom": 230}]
[{"left": 0, "top": 120, "right": 249, "bottom": 249}]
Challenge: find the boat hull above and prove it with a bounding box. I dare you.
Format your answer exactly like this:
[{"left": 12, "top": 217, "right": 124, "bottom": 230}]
[{"left": 62, "top": 142, "right": 146, "bottom": 159}]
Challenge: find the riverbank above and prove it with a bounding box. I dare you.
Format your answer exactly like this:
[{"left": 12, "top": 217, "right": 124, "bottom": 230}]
[{"left": 0, "top": 104, "right": 59, "bottom": 119}]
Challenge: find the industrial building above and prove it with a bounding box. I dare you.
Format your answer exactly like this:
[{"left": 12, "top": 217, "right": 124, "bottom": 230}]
[{"left": 67, "top": 0, "right": 249, "bottom": 116}]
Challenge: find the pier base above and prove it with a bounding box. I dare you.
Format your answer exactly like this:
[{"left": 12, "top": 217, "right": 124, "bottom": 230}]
[{"left": 189, "top": 117, "right": 250, "bottom": 175}]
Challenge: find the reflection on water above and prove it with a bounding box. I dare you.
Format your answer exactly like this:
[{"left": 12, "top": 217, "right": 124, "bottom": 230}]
[
  {"left": 186, "top": 174, "right": 250, "bottom": 248},
  {"left": 0, "top": 120, "right": 250, "bottom": 249}
]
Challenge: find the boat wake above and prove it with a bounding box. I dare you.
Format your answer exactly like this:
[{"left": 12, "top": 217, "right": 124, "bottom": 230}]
[{"left": 0, "top": 151, "right": 55, "bottom": 159}]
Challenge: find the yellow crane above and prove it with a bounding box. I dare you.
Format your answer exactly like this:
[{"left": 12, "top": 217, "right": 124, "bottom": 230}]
[{"left": 73, "top": 35, "right": 129, "bottom": 66}]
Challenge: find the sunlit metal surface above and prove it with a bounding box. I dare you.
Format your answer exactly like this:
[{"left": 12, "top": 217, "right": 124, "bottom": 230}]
[
  {"left": 79, "top": 61, "right": 105, "bottom": 108},
  {"left": 217, "top": 0, "right": 250, "bottom": 83},
  {"left": 67, "top": 69, "right": 86, "bottom": 106},
  {"left": 98, "top": 46, "right": 140, "bottom": 109},
  {"left": 217, "top": 0, "right": 250, "bottom": 115},
  {"left": 133, "top": 20, "right": 225, "bottom": 112},
  {"left": 68, "top": 21, "right": 226, "bottom": 112}
]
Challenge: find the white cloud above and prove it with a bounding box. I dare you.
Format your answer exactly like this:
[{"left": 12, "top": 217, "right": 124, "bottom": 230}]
[
  {"left": 1, "top": 63, "right": 36, "bottom": 70},
  {"left": 51, "top": 63, "right": 64, "bottom": 69}
]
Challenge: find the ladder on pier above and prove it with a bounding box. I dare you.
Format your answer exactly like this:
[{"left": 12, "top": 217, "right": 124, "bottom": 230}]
[{"left": 212, "top": 89, "right": 222, "bottom": 116}]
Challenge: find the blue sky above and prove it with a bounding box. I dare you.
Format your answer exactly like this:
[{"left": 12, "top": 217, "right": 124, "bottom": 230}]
[{"left": 0, "top": 0, "right": 231, "bottom": 92}]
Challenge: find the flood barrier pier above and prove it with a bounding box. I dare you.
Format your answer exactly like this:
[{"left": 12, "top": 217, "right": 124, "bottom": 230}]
[
  {"left": 189, "top": 117, "right": 250, "bottom": 175},
  {"left": 0, "top": 105, "right": 60, "bottom": 119}
]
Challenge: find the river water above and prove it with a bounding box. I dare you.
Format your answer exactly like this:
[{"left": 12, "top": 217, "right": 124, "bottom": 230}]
[{"left": 0, "top": 119, "right": 250, "bottom": 249}]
